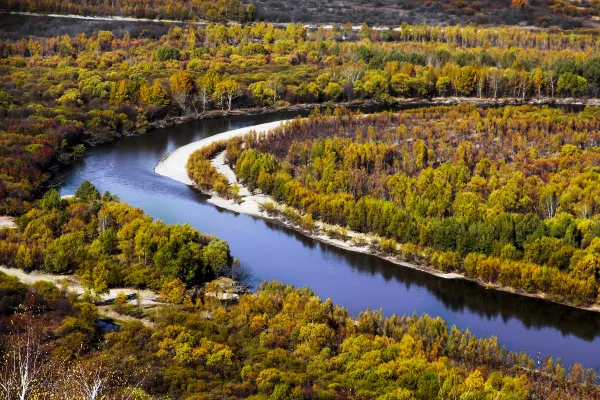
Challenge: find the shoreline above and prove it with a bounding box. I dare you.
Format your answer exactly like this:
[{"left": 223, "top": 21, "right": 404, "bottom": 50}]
[
  {"left": 155, "top": 117, "right": 600, "bottom": 315},
  {"left": 146, "top": 96, "right": 600, "bottom": 132}
]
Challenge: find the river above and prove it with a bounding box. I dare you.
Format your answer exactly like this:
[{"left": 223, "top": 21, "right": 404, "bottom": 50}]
[{"left": 57, "top": 107, "right": 600, "bottom": 370}]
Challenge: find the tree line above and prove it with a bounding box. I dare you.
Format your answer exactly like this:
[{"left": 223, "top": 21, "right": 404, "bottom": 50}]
[
  {"left": 3, "top": 0, "right": 253, "bottom": 23},
  {"left": 2, "top": 22, "right": 600, "bottom": 215}
]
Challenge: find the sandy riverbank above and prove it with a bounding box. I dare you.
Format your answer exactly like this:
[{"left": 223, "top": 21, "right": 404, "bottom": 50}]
[
  {"left": 155, "top": 120, "right": 291, "bottom": 185},
  {"left": 154, "top": 118, "right": 600, "bottom": 313}
]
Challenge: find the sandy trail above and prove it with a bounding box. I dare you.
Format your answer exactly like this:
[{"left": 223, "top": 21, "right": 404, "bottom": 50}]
[{"left": 0, "top": 266, "right": 161, "bottom": 306}]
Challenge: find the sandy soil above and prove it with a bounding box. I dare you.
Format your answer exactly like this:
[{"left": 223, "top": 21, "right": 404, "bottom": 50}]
[
  {"left": 0, "top": 216, "right": 16, "bottom": 229},
  {"left": 0, "top": 266, "right": 161, "bottom": 306},
  {"left": 97, "top": 307, "right": 156, "bottom": 328},
  {"left": 154, "top": 120, "right": 290, "bottom": 185}
]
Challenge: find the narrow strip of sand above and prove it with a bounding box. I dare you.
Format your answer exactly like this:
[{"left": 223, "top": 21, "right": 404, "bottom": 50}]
[{"left": 154, "top": 120, "right": 291, "bottom": 185}]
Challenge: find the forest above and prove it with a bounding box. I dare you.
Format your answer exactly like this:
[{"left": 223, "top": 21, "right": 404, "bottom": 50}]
[
  {"left": 0, "top": 180, "right": 234, "bottom": 294},
  {"left": 3, "top": 22, "right": 600, "bottom": 215},
  {"left": 2, "top": 0, "right": 600, "bottom": 396},
  {"left": 185, "top": 105, "right": 600, "bottom": 308},
  {"left": 2, "top": 271, "right": 600, "bottom": 399}
]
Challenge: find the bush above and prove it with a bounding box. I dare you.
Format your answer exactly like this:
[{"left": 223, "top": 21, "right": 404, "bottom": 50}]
[
  {"left": 380, "top": 238, "right": 398, "bottom": 255},
  {"left": 155, "top": 46, "right": 181, "bottom": 62}
]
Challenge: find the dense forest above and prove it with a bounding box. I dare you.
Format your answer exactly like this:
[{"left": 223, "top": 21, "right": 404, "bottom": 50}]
[
  {"left": 0, "top": 180, "right": 234, "bottom": 294},
  {"left": 3, "top": 22, "right": 600, "bottom": 215},
  {"left": 186, "top": 105, "right": 600, "bottom": 308},
  {"left": 2, "top": 272, "right": 600, "bottom": 399},
  {"left": 2, "top": 0, "right": 600, "bottom": 397}
]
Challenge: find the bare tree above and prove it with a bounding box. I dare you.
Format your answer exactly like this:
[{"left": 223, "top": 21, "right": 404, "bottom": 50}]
[
  {"left": 52, "top": 356, "right": 145, "bottom": 400},
  {"left": 0, "top": 325, "right": 50, "bottom": 400},
  {"left": 191, "top": 84, "right": 211, "bottom": 117},
  {"left": 341, "top": 62, "right": 366, "bottom": 84}
]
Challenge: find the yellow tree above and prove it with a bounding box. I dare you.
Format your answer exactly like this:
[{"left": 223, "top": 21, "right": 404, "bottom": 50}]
[
  {"left": 214, "top": 80, "right": 241, "bottom": 110},
  {"left": 110, "top": 79, "right": 129, "bottom": 105},
  {"left": 532, "top": 68, "right": 545, "bottom": 97},
  {"left": 169, "top": 71, "right": 194, "bottom": 111}
]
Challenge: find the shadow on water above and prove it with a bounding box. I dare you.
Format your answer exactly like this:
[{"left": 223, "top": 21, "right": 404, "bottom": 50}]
[{"left": 208, "top": 195, "right": 600, "bottom": 343}]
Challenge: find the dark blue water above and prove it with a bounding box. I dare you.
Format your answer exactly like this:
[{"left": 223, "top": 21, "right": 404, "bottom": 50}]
[{"left": 57, "top": 109, "right": 600, "bottom": 370}]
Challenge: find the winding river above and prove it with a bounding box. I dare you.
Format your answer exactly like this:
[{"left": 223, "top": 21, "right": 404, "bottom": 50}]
[{"left": 57, "top": 107, "right": 600, "bottom": 370}]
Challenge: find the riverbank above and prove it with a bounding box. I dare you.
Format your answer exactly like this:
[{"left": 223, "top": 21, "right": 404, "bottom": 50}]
[
  {"left": 155, "top": 117, "right": 600, "bottom": 314},
  {"left": 51, "top": 97, "right": 598, "bottom": 189},
  {"left": 146, "top": 96, "right": 600, "bottom": 132}
]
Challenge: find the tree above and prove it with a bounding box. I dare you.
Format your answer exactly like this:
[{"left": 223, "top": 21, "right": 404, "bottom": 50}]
[
  {"left": 391, "top": 73, "right": 411, "bottom": 97},
  {"left": 214, "top": 80, "right": 241, "bottom": 110},
  {"left": 341, "top": 62, "right": 366, "bottom": 84},
  {"left": 511, "top": 0, "right": 528, "bottom": 8},
  {"left": 40, "top": 189, "right": 61, "bottom": 211},
  {"left": 324, "top": 82, "right": 343, "bottom": 100},
  {"left": 155, "top": 45, "right": 180, "bottom": 62},
  {"left": 110, "top": 80, "right": 129, "bottom": 105},
  {"left": 363, "top": 72, "right": 389, "bottom": 101},
  {"left": 160, "top": 278, "right": 186, "bottom": 304},
  {"left": 557, "top": 72, "right": 588, "bottom": 96},
  {"left": 75, "top": 180, "right": 100, "bottom": 201},
  {"left": 436, "top": 76, "right": 452, "bottom": 96},
  {"left": 454, "top": 66, "right": 477, "bottom": 95},
  {"left": 247, "top": 4, "right": 256, "bottom": 21},
  {"left": 140, "top": 81, "right": 169, "bottom": 108},
  {"left": 249, "top": 81, "right": 276, "bottom": 106},
  {"left": 192, "top": 82, "right": 212, "bottom": 116},
  {"left": 203, "top": 239, "right": 231, "bottom": 276},
  {"left": 169, "top": 71, "right": 194, "bottom": 111},
  {"left": 0, "top": 325, "right": 49, "bottom": 400},
  {"left": 532, "top": 68, "right": 545, "bottom": 96},
  {"left": 359, "top": 23, "right": 371, "bottom": 40}
]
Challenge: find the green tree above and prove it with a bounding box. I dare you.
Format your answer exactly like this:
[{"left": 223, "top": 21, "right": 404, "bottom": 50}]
[
  {"left": 557, "top": 72, "right": 588, "bottom": 96},
  {"left": 155, "top": 45, "right": 181, "bottom": 62},
  {"left": 203, "top": 239, "right": 231, "bottom": 276},
  {"left": 75, "top": 180, "right": 100, "bottom": 201},
  {"left": 40, "top": 189, "right": 61, "bottom": 211}
]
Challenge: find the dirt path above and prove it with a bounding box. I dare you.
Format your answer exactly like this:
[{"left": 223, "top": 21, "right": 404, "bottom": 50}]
[
  {"left": 0, "top": 266, "right": 162, "bottom": 306},
  {"left": 97, "top": 307, "right": 156, "bottom": 328}
]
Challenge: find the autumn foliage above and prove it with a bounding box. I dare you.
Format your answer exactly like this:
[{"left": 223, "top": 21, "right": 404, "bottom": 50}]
[{"left": 190, "top": 105, "right": 600, "bottom": 308}]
